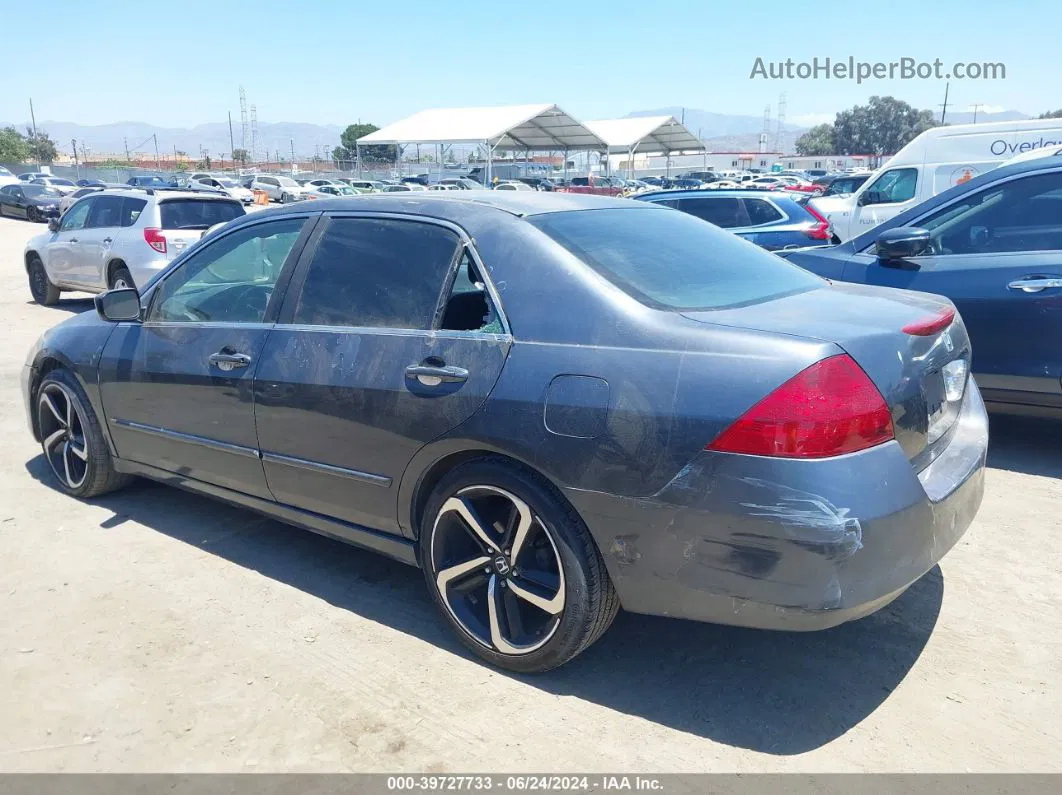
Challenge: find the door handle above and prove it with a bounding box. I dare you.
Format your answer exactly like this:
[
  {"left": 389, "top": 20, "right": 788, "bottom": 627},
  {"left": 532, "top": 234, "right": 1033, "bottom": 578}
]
[
  {"left": 103, "top": 237, "right": 113, "bottom": 244},
  {"left": 208, "top": 351, "right": 252, "bottom": 371},
  {"left": 405, "top": 363, "right": 469, "bottom": 385},
  {"left": 69, "top": 237, "right": 78, "bottom": 243},
  {"left": 1008, "top": 277, "right": 1062, "bottom": 293}
]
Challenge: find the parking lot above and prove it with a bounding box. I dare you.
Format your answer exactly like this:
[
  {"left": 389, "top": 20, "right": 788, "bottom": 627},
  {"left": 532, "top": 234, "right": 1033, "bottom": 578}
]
[{"left": 0, "top": 212, "right": 1059, "bottom": 773}]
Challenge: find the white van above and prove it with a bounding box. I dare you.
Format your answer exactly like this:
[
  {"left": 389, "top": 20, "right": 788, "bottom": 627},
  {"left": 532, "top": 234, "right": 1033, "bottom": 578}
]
[{"left": 811, "top": 119, "right": 1062, "bottom": 241}]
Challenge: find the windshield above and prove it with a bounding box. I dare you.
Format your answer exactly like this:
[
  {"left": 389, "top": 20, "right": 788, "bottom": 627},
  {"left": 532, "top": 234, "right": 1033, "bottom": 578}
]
[
  {"left": 216, "top": 178, "right": 238, "bottom": 188},
  {"left": 23, "top": 185, "right": 61, "bottom": 198},
  {"left": 528, "top": 208, "right": 823, "bottom": 311},
  {"left": 0, "top": 167, "right": 11, "bottom": 176}
]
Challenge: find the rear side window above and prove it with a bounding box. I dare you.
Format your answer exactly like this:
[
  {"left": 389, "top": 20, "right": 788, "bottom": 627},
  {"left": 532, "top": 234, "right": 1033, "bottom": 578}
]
[
  {"left": 121, "top": 197, "right": 147, "bottom": 227},
  {"left": 743, "top": 198, "right": 785, "bottom": 225},
  {"left": 86, "top": 195, "right": 125, "bottom": 228},
  {"left": 529, "top": 208, "right": 823, "bottom": 311},
  {"left": 677, "top": 197, "right": 748, "bottom": 228},
  {"left": 159, "top": 199, "right": 244, "bottom": 230},
  {"left": 291, "top": 218, "right": 460, "bottom": 328}
]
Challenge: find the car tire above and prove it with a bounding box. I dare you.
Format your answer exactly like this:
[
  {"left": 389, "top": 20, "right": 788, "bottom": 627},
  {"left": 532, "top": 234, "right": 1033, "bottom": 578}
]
[
  {"left": 109, "top": 265, "right": 134, "bottom": 290},
  {"left": 36, "top": 368, "right": 133, "bottom": 499},
  {"left": 420, "top": 457, "right": 619, "bottom": 673},
  {"left": 27, "top": 255, "right": 60, "bottom": 306},
  {"left": 27, "top": 206, "right": 39, "bottom": 223},
  {"left": 281, "top": 192, "right": 290, "bottom": 204}
]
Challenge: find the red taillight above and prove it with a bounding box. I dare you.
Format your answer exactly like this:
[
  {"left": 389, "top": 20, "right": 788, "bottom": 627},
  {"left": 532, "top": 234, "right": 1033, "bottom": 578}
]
[
  {"left": 144, "top": 227, "right": 167, "bottom": 253},
  {"left": 902, "top": 307, "right": 955, "bottom": 336},
  {"left": 706, "top": 354, "right": 894, "bottom": 459},
  {"left": 803, "top": 204, "right": 831, "bottom": 240},
  {"left": 804, "top": 221, "right": 830, "bottom": 240}
]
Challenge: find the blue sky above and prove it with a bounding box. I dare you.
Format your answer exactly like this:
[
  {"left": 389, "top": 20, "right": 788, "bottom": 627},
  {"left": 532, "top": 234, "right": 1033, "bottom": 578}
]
[{"left": 1, "top": 0, "right": 1051, "bottom": 128}]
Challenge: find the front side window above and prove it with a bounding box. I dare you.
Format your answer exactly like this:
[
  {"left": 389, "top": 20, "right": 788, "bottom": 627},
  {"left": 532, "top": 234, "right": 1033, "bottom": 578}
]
[
  {"left": 60, "top": 198, "right": 93, "bottom": 231},
  {"left": 149, "top": 218, "right": 305, "bottom": 324},
  {"left": 861, "top": 168, "right": 917, "bottom": 205},
  {"left": 291, "top": 218, "right": 460, "bottom": 329},
  {"left": 86, "top": 195, "right": 124, "bottom": 228},
  {"left": 916, "top": 171, "right": 1062, "bottom": 255},
  {"left": 529, "top": 207, "right": 823, "bottom": 311}
]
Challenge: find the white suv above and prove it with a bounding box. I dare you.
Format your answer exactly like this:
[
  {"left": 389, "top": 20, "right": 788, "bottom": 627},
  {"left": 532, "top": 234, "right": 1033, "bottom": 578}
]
[
  {"left": 250, "top": 175, "right": 309, "bottom": 203},
  {"left": 187, "top": 173, "right": 255, "bottom": 204},
  {"left": 24, "top": 188, "right": 245, "bottom": 305}
]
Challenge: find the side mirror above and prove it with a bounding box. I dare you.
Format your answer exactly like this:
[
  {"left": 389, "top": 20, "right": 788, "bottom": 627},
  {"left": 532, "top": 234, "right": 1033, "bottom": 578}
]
[
  {"left": 95, "top": 288, "right": 141, "bottom": 322},
  {"left": 875, "top": 227, "right": 930, "bottom": 260},
  {"left": 48, "top": 219, "right": 60, "bottom": 232}
]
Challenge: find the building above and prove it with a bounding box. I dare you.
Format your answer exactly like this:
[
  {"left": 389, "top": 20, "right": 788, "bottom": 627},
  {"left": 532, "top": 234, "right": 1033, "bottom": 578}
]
[{"left": 605, "top": 151, "right": 883, "bottom": 176}]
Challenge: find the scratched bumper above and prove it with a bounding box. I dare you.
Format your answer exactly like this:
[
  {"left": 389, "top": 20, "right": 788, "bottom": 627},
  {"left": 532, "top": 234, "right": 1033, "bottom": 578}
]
[{"left": 565, "top": 380, "right": 988, "bottom": 630}]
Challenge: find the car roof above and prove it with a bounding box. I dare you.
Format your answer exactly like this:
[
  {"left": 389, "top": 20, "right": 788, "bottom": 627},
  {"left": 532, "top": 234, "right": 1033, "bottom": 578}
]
[
  {"left": 95, "top": 188, "right": 240, "bottom": 201},
  {"left": 635, "top": 189, "right": 794, "bottom": 201},
  {"left": 232, "top": 191, "right": 661, "bottom": 225}
]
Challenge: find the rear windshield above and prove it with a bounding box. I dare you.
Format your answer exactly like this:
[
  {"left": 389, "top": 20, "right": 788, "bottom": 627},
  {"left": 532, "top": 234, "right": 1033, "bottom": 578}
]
[
  {"left": 528, "top": 207, "right": 823, "bottom": 311},
  {"left": 159, "top": 199, "right": 245, "bottom": 230}
]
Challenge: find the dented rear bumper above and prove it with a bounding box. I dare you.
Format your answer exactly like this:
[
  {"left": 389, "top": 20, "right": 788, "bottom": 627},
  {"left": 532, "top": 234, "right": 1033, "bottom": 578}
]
[{"left": 565, "top": 380, "right": 988, "bottom": 630}]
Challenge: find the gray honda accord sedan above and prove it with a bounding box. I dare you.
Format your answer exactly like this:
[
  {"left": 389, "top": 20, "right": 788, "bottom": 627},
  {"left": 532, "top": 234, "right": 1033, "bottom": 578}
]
[{"left": 22, "top": 192, "right": 987, "bottom": 672}]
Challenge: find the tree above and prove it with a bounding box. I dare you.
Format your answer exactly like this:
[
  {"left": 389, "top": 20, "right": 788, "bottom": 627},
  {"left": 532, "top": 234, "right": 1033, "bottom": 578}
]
[
  {"left": 794, "top": 123, "right": 836, "bottom": 156},
  {"left": 337, "top": 122, "right": 397, "bottom": 163},
  {"left": 0, "top": 126, "right": 30, "bottom": 162},
  {"left": 232, "top": 148, "right": 250, "bottom": 165},
  {"left": 831, "top": 96, "right": 936, "bottom": 156},
  {"left": 1038, "top": 110, "right": 1062, "bottom": 119},
  {"left": 24, "top": 128, "right": 58, "bottom": 163}
]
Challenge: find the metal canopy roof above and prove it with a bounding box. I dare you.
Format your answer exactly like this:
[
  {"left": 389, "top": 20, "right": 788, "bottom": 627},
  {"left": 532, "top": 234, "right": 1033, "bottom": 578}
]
[
  {"left": 357, "top": 104, "right": 606, "bottom": 150},
  {"left": 583, "top": 116, "right": 705, "bottom": 154}
]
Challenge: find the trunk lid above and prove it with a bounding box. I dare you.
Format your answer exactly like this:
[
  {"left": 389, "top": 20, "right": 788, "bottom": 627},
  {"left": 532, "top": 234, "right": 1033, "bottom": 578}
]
[{"left": 682, "top": 282, "right": 972, "bottom": 469}]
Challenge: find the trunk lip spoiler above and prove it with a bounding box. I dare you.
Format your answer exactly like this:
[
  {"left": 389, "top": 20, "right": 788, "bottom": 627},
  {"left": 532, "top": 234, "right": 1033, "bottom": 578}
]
[{"left": 902, "top": 307, "right": 956, "bottom": 336}]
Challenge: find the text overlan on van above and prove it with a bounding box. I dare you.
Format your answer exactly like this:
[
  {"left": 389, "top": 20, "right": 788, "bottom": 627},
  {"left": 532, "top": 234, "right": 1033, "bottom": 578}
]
[{"left": 749, "top": 56, "right": 1006, "bottom": 83}]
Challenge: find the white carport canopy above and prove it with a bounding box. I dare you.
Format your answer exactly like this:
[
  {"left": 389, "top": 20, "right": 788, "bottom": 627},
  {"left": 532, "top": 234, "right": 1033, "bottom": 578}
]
[
  {"left": 356, "top": 104, "right": 606, "bottom": 183},
  {"left": 584, "top": 116, "right": 704, "bottom": 154},
  {"left": 584, "top": 116, "right": 705, "bottom": 177}
]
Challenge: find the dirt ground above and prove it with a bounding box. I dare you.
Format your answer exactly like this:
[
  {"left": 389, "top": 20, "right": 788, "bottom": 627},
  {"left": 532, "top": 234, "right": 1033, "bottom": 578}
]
[{"left": 0, "top": 213, "right": 1059, "bottom": 773}]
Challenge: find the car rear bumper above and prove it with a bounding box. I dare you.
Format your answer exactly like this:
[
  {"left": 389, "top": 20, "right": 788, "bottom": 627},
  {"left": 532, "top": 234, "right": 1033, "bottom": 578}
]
[
  {"left": 565, "top": 379, "right": 988, "bottom": 630},
  {"left": 127, "top": 258, "right": 171, "bottom": 290}
]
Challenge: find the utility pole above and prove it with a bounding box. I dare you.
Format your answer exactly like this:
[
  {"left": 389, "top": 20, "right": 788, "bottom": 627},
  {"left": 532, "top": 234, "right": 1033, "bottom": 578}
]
[
  {"left": 228, "top": 111, "right": 236, "bottom": 174},
  {"left": 153, "top": 134, "right": 160, "bottom": 171},
  {"left": 28, "top": 98, "right": 39, "bottom": 162},
  {"left": 290, "top": 138, "right": 296, "bottom": 174},
  {"left": 939, "top": 82, "right": 950, "bottom": 125},
  {"left": 969, "top": 103, "right": 985, "bottom": 124},
  {"left": 174, "top": 145, "right": 179, "bottom": 168},
  {"left": 71, "top": 139, "right": 80, "bottom": 180},
  {"left": 124, "top": 137, "right": 131, "bottom": 163}
]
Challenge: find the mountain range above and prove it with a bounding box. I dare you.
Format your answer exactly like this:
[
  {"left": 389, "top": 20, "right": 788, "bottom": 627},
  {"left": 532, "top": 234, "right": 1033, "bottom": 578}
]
[{"left": 1, "top": 107, "right": 1034, "bottom": 160}]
